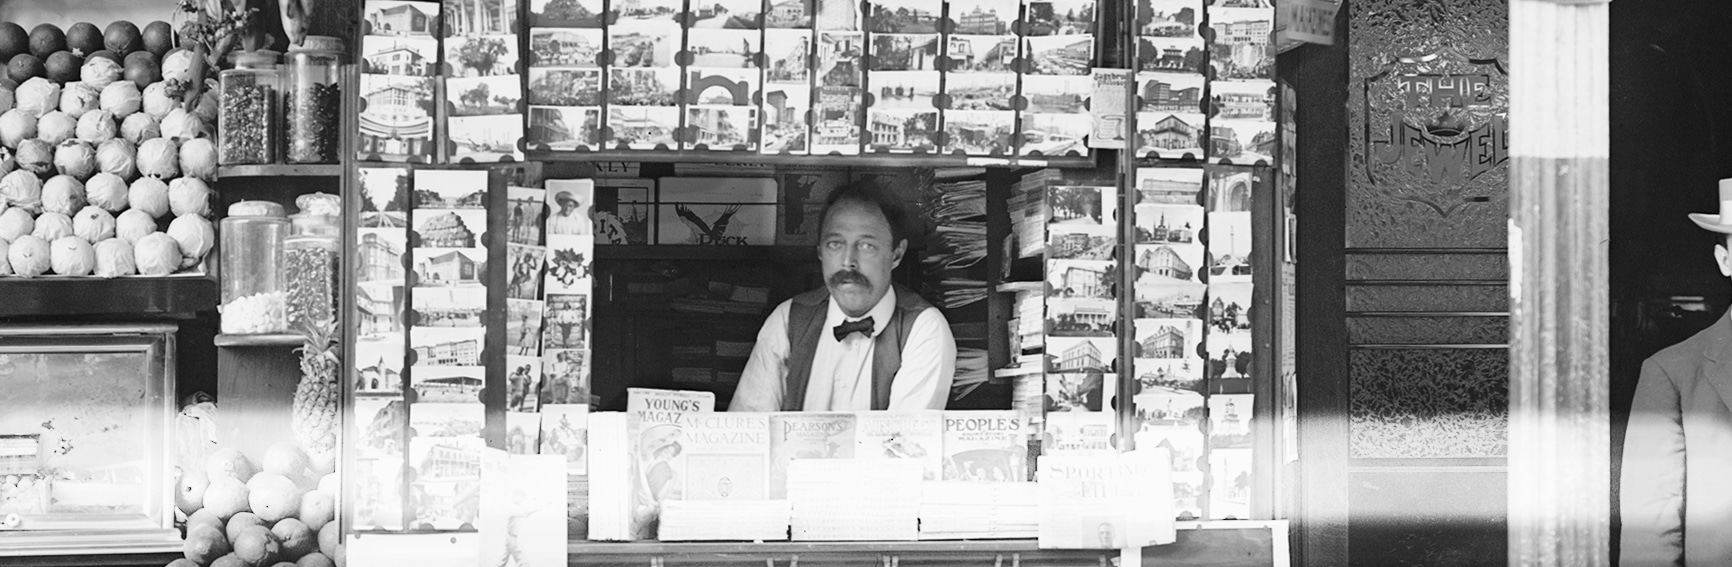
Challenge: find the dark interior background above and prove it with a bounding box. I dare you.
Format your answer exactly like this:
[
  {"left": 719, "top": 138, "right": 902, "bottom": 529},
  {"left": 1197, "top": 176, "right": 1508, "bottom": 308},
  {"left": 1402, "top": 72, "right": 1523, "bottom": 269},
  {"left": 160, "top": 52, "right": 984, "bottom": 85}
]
[{"left": 1610, "top": 0, "right": 1732, "bottom": 562}]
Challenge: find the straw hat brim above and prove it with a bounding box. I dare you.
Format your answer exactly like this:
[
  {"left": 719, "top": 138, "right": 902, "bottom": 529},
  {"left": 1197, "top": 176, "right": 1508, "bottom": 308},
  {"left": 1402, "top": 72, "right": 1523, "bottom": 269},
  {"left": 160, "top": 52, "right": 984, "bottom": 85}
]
[{"left": 1689, "top": 213, "right": 1732, "bottom": 234}]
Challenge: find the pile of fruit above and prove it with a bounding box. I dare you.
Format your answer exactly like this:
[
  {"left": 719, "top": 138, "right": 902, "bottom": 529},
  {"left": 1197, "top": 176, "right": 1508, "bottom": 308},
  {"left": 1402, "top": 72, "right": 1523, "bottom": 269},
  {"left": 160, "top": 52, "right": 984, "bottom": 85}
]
[
  {"left": 173, "top": 442, "right": 342, "bottom": 567},
  {"left": 0, "top": 20, "right": 219, "bottom": 278}
]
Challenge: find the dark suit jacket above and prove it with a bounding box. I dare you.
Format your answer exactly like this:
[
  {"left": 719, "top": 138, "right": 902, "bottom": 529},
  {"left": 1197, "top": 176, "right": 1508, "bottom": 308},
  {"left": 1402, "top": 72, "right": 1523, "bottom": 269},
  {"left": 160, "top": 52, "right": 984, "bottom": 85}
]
[{"left": 1623, "top": 311, "right": 1732, "bottom": 566}]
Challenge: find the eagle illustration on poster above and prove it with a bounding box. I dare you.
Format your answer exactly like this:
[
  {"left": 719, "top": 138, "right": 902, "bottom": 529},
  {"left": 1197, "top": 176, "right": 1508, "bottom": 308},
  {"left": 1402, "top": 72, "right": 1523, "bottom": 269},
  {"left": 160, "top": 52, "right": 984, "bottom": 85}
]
[
  {"left": 658, "top": 203, "right": 776, "bottom": 245},
  {"left": 676, "top": 204, "right": 742, "bottom": 242}
]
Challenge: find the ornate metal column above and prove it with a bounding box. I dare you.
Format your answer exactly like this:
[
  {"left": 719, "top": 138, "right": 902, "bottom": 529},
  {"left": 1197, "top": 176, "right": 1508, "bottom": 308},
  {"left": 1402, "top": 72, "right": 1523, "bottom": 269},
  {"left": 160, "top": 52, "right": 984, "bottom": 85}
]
[{"left": 1508, "top": 0, "right": 1610, "bottom": 565}]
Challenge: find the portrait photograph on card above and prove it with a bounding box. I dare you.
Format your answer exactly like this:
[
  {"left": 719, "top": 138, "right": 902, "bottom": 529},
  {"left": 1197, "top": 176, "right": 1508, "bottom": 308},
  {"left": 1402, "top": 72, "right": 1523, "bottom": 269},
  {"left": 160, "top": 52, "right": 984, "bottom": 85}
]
[
  {"left": 449, "top": 114, "right": 526, "bottom": 162},
  {"left": 817, "top": 32, "right": 865, "bottom": 87},
  {"left": 359, "top": 75, "right": 436, "bottom": 160},
  {"left": 413, "top": 286, "right": 488, "bottom": 327},
  {"left": 1136, "top": 281, "right": 1204, "bottom": 319},
  {"left": 1133, "top": 167, "right": 1203, "bottom": 205},
  {"left": 866, "top": 109, "right": 937, "bottom": 152},
  {"left": 412, "top": 248, "right": 489, "bottom": 287},
  {"left": 539, "top": 404, "right": 589, "bottom": 472},
  {"left": 869, "top": 33, "right": 942, "bottom": 71},
  {"left": 1021, "top": 75, "right": 1090, "bottom": 114},
  {"left": 870, "top": 71, "right": 938, "bottom": 110},
  {"left": 541, "top": 349, "right": 590, "bottom": 404},
  {"left": 1210, "top": 119, "right": 1276, "bottom": 164},
  {"left": 1134, "top": 317, "right": 1202, "bottom": 360},
  {"left": 411, "top": 327, "right": 486, "bottom": 366},
  {"left": 941, "top": 110, "right": 1014, "bottom": 155},
  {"left": 1026, "top": 0, "right": 1095, "bottom": 35},
  {"left": 358, "top": 229, "right": 408, "bottom": 285},
  {"left": 945, "top": 73, "right": 1017, "bottom": 111},
  {"left": 366, "top": 0, "right": 440, "bottom": 36},
  {"left": 1136, "top": 36, "right": 1205, "bottom": 73},
  {"left": 1135, "top": 203, "right": 1201, "bottom": 244},
  {"left": 445, "top": 35, "right": 521, "bottom": 78},
  {"left": 411, "top": 366, "right": 487, "bottom": 402},
  {"left": 528, "top": 69, "right": 603, "bottom": 106},
  {"left": 1046, "top": 336, "right": 1116, "bottom": 374},
  {"left": 507, "top": 412, "right": 541, "bottom": 455},
  {"left": 1208, "top": 7, "right": 1273, "bottom": 81},
  {"left": 543, "top": 294, "right": 591, "bottom": 350},
  {"left": 866, "top": 0, "right": 939, "bottom": 32},
  {"left": 1021, "top": 113, "right": 1091, "bottom": 156},
  {"left": 1138, "top": 72, "right": 1204, "bottom": 113},
  {"left": 546, "top": 190, "right": 593, "bottom": 239},
  {"left": 1134, "top": 243, "right": 1204, "bottom": 286},
  {"left": 357, "top": 335, "right": 407, "bottom": 393},
  {"left": 1048, "top": 259, "right": 1115, "bottom": 300},
  {"left": 529, "top": 106, "right": 602, "bottom": 150},
  {"left": 1136, "top": 112, "right": 1206, "bottom": 158},
  {"left": 448, "top": 76, "right": 523, "bottom": 117},
  {"left": 529, "top": 0, "right": 604, "bottom": 26},
  {"left": 1025, "top": 35, "right": 1094, "bottom": 75},
  {"left": 946, "top": 35, "right": 1017, "bottom": 73},
  {"left": 507, "top": 356, "right": 545, "bottom": 411},
  {"left": 506, "top": 245, "right": 547, "bottom": 299},
  {"left": 687, "top": 29, "right": 762, "bottom": 68},
  {"left": 608, "top": 106, "right": 682, "bottom": 149},
  {"left": 1048, "top": 224, "right": 1115, "bottom": 261},
  {"left": 530, "top": 28, "right": 603, "bottom": 67},
  {"left": 687, "top": 107, "right": 758, "bottom": 150},
  {"left": 948, "top": 0, "right": 1016, "bottom": 34},
  {"left": 686, "top": 67, "right": 760, "bottom": 106},
  {"left": 506, "top": 299, "right": 546, "bottom": 356},
  {"left": 363, "top": 36, "right": 439, "bottom": 76},
  {"left": 1049, "top": 185, "right": 1115, "bottom": 226},
  {"left": 761, "top": 84, "right": 811, "bottom": 154},
  {"left": 609, "top": 67, "right": 682, "bottom": 106},
  {"left": 1047, "top": 298, "right": 1117, "bottom": 338}
]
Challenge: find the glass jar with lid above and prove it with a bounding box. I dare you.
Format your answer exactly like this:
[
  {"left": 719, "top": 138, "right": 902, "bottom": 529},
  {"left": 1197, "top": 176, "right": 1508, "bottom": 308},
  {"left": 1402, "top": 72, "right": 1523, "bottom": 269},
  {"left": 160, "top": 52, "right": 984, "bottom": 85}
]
[
  {"left": 285, "top": 193, "right": 342, "bottom": 331},
  {"left": 283, "top": 36, "right": 345, "bottom": 164},
  {"left": 219, "top": 201, "right": 289, "bottom": 334},
  {"left": 218, "top": 50, "right": 280, "bottom": 165}
]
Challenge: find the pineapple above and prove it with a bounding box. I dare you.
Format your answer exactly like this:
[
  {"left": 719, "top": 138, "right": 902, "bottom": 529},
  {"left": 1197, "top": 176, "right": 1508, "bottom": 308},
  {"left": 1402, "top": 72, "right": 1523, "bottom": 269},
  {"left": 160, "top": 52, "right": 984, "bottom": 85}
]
[{"left": 292, "top": 319, "right": 340, "bottom": 472}]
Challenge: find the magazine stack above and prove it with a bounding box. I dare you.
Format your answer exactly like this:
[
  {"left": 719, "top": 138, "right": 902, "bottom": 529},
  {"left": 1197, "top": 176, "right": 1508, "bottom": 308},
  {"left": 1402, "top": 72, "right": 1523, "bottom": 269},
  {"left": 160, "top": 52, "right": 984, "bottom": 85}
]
[
  {"left": 659, "top": 500, "right": 793, "bottom": 542},
  {"left": 917, "top": 482, "right": 1041, "bottom": 540},
  {"left": 787, "top": 459, "right": 923, "bottom": 541}
]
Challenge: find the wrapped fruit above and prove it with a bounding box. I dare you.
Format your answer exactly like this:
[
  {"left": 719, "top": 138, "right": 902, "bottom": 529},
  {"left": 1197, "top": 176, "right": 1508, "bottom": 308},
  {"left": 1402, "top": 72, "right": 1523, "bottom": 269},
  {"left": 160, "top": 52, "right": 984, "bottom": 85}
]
[
  {"left": 116, "top": 208, "right": 155, "bottom": 243},
  {"left": 84, "top": 172, "right": 128, "bottom": 211},
  {"left": 15, "top": 139, "right": 52, "bottom": 176},
  {"left": 50, "top": 236, "right": 95, "bottom": 276},
  {"left": 127, "top": 176, "right": 168, "bottom": 218},
  {"left": 119, "top": 112, "right": 157, "bottom": 145},
  {"left": 1, "top": 170, "right": 42, "bottom": 213},
  {"left": 58, "top": 82, "right": 97, "bottom": 119},
  {"left": 167, "top": 214, "right": 214, "bottom": 267},
  {"left": 7, "top": 235, "right": 50, "bottom": 277},
  {"left": 161, "top": 108, "right": 202, "bottom": 141},
  {"left": 96, "top": 139, "right": 135, "bottom": 179},
  {"left": 168, "top": 177, "right": 210, "bottom": 217},
  {"left": 179, "top": 138, "right": 215, "bottom": 180},
  {"left": 0, "top": 146, "right": 11, "bottom": 176},
  {"left": 80, "top": 56, "right": 122, "bottom": 89},
  {"left": 0, "top": 237, "right": 10, "bottom": 275},
  {"left": 53, "top": 140, "right": 96, "bottom": 180},
  {"left": 41, "top": 175, "right": 86, "bottom": 216},
  {"left": 0, "top": 109, "right": 35, "bottom": 149},
  {"left": 136, "top": 137, "right": 177, "bottom": 179},
  {"left": 142, "top": 81, "right": 175, "bottom": 118},
  {"left": 31, "top": 212, "right": 73, "bottom": 241},
  {"left": 15, "top": 78, "right": 60, "bottom": 119},
  {"left": 36, "top": 111, "right": 76, "bottom": 146},
  {"left": 73, "top": 205, "right": 115, "bottom": 242},
  {"left": 76, "top": 110, "right": 116, "bottom": 143},
  {"left": 99, "top": 81, "right": 142, "bottom": 118},
  {"left": 135, "top": 232, "right": 179, "bottom": 275},
  {"left": 93, "top": 237, "right": 134, "bottom": 277},
  {"left": 0, "top": 208, "right": 34, "bottom": 241},
  {"left": 162, "top": 49, "right": 194, "bottom": 84},
  {"left": 0, "top": 83, "right": 12, "bottom": 115}
]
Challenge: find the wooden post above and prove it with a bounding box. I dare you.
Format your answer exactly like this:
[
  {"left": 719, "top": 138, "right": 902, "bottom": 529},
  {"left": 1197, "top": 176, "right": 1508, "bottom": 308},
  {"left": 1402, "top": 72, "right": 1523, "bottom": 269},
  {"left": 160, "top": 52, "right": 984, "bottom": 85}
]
[{"left": 1508, "top": 0, "right": 1610, "bottom": 565}]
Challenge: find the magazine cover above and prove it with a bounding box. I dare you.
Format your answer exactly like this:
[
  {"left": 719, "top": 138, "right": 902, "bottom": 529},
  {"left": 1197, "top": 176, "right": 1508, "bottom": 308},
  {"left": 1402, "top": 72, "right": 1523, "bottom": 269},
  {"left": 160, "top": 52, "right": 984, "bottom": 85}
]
[
  {"left": 940, "top": 411, "right": 1029, "bottom": 482},
  {"left": 854, "top": 412, "right": 945, "bottom": 480},
  {"left": 681, "top": 412, "right": 772, "bottom": 500},
  {"left": 1036, "top": 449, "right": 1176, "bottom": 549},
  {"left": 768, "top": 412, "right": 858, "bottom": 498},
  {"left": 625, "top": 388, "right": 717, "bottom": 539}
]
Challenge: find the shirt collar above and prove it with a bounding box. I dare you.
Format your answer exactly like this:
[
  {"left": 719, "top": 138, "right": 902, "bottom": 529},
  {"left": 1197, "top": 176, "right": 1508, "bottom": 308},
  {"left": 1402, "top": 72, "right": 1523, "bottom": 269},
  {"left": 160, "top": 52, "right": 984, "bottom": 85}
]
[{"left": 825, "top": 286, "right": 898, "bottom": 338}]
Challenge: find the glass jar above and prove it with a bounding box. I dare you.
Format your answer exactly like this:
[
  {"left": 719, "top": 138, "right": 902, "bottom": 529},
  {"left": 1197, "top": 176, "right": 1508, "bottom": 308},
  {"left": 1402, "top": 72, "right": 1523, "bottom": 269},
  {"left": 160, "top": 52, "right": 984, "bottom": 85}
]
[
  {"left": 219, "top": 201, "right": 290, "bottom": 334},
  {"left": 218, "top": 50, "right": 280, "bottom": 165},
  {"left": 283, "top": 36, "right": 345, "bottom": 164},
  {"left": 285, "top": 194, "right": 341, "bottom": 330}
]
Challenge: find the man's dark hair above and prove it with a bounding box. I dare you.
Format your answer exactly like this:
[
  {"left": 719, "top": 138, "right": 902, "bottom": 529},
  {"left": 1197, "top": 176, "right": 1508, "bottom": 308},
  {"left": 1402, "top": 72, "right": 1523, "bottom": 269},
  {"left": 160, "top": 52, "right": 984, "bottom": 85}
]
[{"left": 821, "top": 182, "right": 909, "bottom": 245}]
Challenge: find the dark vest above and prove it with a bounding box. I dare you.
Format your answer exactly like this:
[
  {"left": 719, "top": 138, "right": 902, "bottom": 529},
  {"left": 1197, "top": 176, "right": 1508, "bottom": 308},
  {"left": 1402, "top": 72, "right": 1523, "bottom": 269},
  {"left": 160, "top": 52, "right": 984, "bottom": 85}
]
[{"left": 782, "top": 284, "right": 934, "bottom": 411}]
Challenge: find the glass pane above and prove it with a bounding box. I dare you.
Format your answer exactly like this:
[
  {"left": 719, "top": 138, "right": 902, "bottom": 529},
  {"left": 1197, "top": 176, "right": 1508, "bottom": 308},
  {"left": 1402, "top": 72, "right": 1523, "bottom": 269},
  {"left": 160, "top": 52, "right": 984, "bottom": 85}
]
[
  {"left": 1347, "top": 316, "right": 1508, "bottom": 345},
  {"left": 1346, "top": 254, "right": 1508, "bottom": 281},
  {"left": 1346, "top": 285, "right": 1507, "bottom": 313},
  {"left": 1349, "top": 348, "right": 1508, "bottom": 458},
  {"left": 0, "top": 350, "right": 156, "bottom": 517}
]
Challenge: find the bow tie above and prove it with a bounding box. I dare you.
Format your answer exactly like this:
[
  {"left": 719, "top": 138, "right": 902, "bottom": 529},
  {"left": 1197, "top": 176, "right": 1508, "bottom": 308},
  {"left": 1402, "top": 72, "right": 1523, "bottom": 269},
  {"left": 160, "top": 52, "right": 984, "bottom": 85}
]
[{"left": 833, "top": 318, "right": 876, "bottom": 340}]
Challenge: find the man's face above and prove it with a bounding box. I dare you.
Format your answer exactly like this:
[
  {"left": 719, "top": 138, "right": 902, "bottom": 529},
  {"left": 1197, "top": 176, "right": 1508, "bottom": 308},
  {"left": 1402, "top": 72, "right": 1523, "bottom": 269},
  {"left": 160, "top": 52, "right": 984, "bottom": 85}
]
[{"left": 818, "top": 199, "right": 904, "bottom": 318}]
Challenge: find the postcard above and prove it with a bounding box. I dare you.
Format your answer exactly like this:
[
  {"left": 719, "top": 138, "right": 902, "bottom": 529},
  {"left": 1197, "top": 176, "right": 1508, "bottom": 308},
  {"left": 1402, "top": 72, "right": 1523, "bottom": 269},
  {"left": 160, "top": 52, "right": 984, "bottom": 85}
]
[
  {"left": 1047, "top": 223, "right": 1116, "bottom": 261},
  {"left": 365, "top": 0, "right": 441, "bottom": 37},
  {"left": 1020, "top": 113, "right": 1092, "bottom": 156},
  {"left": 411, "top": 248, "right": 488, "bottom": 287},
  {"left": 1206, "top": 211, "right": 1254, "bottom": 282},
  {"left": 1045, "top": 372, "right": 1110, "bottom": 411},
  {"left": 357, "top": 335, "right": 407, "bottom": 394},
  {"left": 542, "top": 294, "right": 591, "bottom": 350},
  {"left": 449, "top": 114, "right": 525, "bottom": 162},
  {"left": 865, "top": 109, "right": 938, "bottom": 152},
  {"left": 1207, "top": 166, "right": 1259, "bottom": 212},
  {"left": 507, "top": 412, "right": 541, "bottom": 455},
  {"left": 1138, "top": 72, "right": 1205, "bottom": 113},
  {"left": 506, "top": 355, "right": 545, "bottom": 411},
  {"left": 363, "top": 36, "right": 439, "bottom": 76},
  {"left": 815, "top": 0, "right": 860, "bottom": 30},
  {"left": 944, "top": 72, "right": 1017, "bottom": 111},
  {"left": 358, "top": 75, "right": 436, "bottom": 162},
  {"left": 414, "top": 169, "right": 491, "bottom": 209},
  {"left": 527, "top": 68, "right": 603, "bottom": 106},
  {"left": 685, "top": 67, "right": 760, "bottom": 107},
  {"left": 539, "top": 404, "right": 589, "bottom": 474},
  {"left": 767, "top": 0, "right": 813, "bottom": 28},
  {"left": 1209, "top": 446, "right": 1252, "bottom": 519},
  {"left": 1047, "top": 258, "right": 1116, "bottom": 300},
  {"left": 1208, "top": 282, "right": 1254, "bottom": 335},
  {"left": 1134, "top": 167, "right": 1204, "bottom": 206},
  {"left": 410, "top": 327, "right": 486, "bottom": 367},
  {"left": 505, "top": 244, "right": 546, "bottom": 299},
  {"left": 685, "top": 107, "right": 758, "bottom": 150},
  {"left": 594, "top": 179, "right": 654, "bottom": 244},
  {"left": 868, "top": 33, "right": 942, "bottom": 71},
  {"left": 544, "top": 235, "right": 595, "bottom": 294},
  {"left": 1205, "top": 329, "right": 1255, "bottom": 382},
  {"left": 691, "top": 0, "right": 765, "bottom": 27},
  {"left": 360, "top": 167, "right": 411, "bottom": 213},
  {"left": 448, "top": 76, "right": 523, "bottom": 118},
  {"left": 1134, "top": 204, "right": 1203, "bottom": 245},
  {"left": 867, "top": 0, "right": 940, "bottom": 32},
  {"left": 411, "top": 401, "right": 486, "bottom": 438},
  {"left": 1210, "top": 118, "right": 1277, "bottom": 164},
  {"left": 528, "top": 0, "right": 604, "bottom": 27},
  {"left": 355, "top": 396, "right": 410, "bottom": 459},
  {"left": 1137, "top": 37, "right": 1205, "bottom": 73},
  {"left": 506, "top": 299, "right": 546, "bottom": 357},
  {"left": 1045, "top": 336, "right": 1117, "bottom": 374},
  {"left": 656, "top": 203, "right": 775, "bottom": 245},
  {"left": 357, "top": 282, "right": 406, "bottom": 336},
  {"left": 444, "top": 35, "right": 521, "bottom": 78},
  {"left": 1136, "top": 112, "right": 1206, "bottom": 159},
  {"left": 608, "top": 22, "right": 679, "bottom": 67},
  {"left": 352, "top": 453, "right": 406, "bottom": 530},
  {"left": 545, "top": 180, "right": 594, "bottom": 237},
  {"left": 1135, "top": 318, "right": 1202, "bottom": 360},
  {"left": 817, "top": 32, "right": 864, "bottom": 87},
  {"left": 945, "top": 35, "right": 1018, "bottom": 73},
  {"left": 1046, "top": 297, "right": 1118, "bottom": 338},
  {"left": 764, "top": 29, "right": 812, "bottom": 83},
  {"left": 868, "top": 71, "right": 938, "bottom": 110},
  {"left": 760, "top": 84, "right": 811, "bottom": 154},
  {"left": 1135, "top": 281, "right": 1204, "bottom": 319},
  {"left": 1133, "top": 357, "right": 1203, "bottom": 392},
  {"left": 1134, "top": 243, "right": 1204, "bottom": 286},
  {"left": 941, "top": 110, "right": 1014, "bottom": 155},
  {"left": 1022, "top": 74, "right": 1091, "bottom": 114},
  {"left": 1025, "top": 35, "right": 1094, "bottom": 75},
  {"left": 1025, "top": 0, "right": 1095, "bottom": 35},
  {"left": 357, "top": 228, "right": 408, "bottom": 285},
  {"left": 445, "top": 0, "right": 515, "bottom": 35},
  {"left": 613, "top": 0, "right": 683, "bottom": 23},
  {"left": 541, "top": 349, "right": 590, "bottom": 404},
  {"left": 612, "top": 67, "right": 683, "bottom": 107},
  {"left": 530, "top": 28, "right": 603, "bottom": 67},
  {"left": 811, "top": 86, "right": 862, "bottom": 155},
  {"left": 1138, "top": 0, "right": 1201, "bottom": 38},
  {"left": 479, "top": 453, "right": 565, "bottom": 567},
  {"left": 1209, "top": 7, "right": 1274, "bottom": 80},
  {"left": 411, "top": 366, "right": 487, "bottom": 403},
  {"left": 608, "top": 106, "right": 681, "bottom": 149},
  {"left": 947, "top": 0, "right": 1016, "bottom": 35},
  {"left": 1212, "top": 79, "right": 1275, "bottom": 121},
  {"left": 686, "top": 29, "right": 762, "bottom": 69},
  {"left": 413, "top": 286, "right": 487, "bottom": 327},
  {"left": 528, "top": 106, "right": 602, "bottom": 151},
  {"left": 504, "top": 187, "right": 547, "bottom": 245}
]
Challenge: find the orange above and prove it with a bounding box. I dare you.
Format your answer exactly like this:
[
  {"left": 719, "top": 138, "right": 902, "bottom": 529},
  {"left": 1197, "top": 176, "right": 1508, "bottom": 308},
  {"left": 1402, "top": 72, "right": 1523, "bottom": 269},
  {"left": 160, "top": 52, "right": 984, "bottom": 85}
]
[
  {"left": 186, "top": 507, "right": 225, "bottom": 535},
  {"left": 44, "top": 51, "right": 80, "bottom": 83},
  {"left": 271, "top": 517, "right": 317, "bottom": 560},
  {"left": 0, "top": 23, "right": 27, "bottom": 60},
  {"left": 225, "top": 511, "right": 266, "bottom": 545},
  {"left": 8, "top": 54, "right": 44, "bottom": 84},
  {"left": 175, "top": 468, "right": 210, "bottom": 516},
  {"left": 182, "top": 524, "right": 230, "bottom": 565},
  {"left": 142, "top": 22, "right": 174, "bottom": 59},
  {"left": 123, "top": 52, "right": 158, "bottom": 90},
  {"left": 296, "top": 552, "right": 335, "bottom": 567},
  {"left": 27, "top": 24, "right": 64, "bottom": 60},
  {"left": 65, "top": 23, "right": 101, "bottom": 57},
  {"left": 232, "top": 525, "right": 282, "bottom": 566},
  {"left": 211, "top": 553, "right": 248, "bottom": 567},
  {"left": 247, "top": 473, "right": 304, "bottom": 523},
  {"left": 103, "top": 22, "right": 142, "bottom": 55},
  {"left": 298, "top": 490, "right": 334, "bottom": 531},
  {"left": 202, "top": 477, "right": 251, "bottom": 521}
]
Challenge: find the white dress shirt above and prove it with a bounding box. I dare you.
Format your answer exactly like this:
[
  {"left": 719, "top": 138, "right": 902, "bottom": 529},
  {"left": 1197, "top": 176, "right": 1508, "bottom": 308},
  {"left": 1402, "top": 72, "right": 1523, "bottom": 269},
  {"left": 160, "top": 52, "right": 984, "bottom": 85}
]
[{"left": 731, "top": 288, "right": 956, "bottom": 412}]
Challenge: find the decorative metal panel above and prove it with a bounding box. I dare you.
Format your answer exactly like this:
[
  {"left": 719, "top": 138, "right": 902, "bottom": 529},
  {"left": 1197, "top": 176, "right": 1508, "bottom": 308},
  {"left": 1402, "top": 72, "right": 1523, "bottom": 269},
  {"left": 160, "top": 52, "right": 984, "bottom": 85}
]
[
  {"left": 1347, "top": 316, "right": 1508, "bottom": 345},
  {"left": 1349, "top": 348, "right": 1508, "bottom": 458},
  {"left": 1346, "top": 0, "right": 1510, "bottom": 249},
  {"left": 1346, "top": 254, "right": 1508, "bottom": 281},
  {"left": 1345, "top": 285, "right": 1508, "bottom": 313}
]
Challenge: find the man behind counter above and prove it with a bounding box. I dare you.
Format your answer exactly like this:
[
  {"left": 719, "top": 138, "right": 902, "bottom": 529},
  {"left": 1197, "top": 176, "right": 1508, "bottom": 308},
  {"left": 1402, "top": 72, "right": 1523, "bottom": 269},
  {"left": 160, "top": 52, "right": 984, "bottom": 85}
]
[{"left": 731, "top": 183, "right": 957, "bottom": 412}]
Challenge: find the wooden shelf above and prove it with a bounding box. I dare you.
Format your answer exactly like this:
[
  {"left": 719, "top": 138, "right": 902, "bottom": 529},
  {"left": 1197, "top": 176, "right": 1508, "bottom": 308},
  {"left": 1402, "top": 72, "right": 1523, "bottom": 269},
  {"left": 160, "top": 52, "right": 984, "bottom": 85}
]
[
  {"left": 527, "top": 150, "right": 1098, "bottom": 169},
  {"left": 0, "top": 274, "right": 217, "bottom": 317},
  {"left": 596, "top": 245, "right": 817, "bottom": 261},
  {"left": 213, "top": 333, "right": 305, "bottom": 347},
  {"left": 217, "top": 163, "right": 344, "bottom": 178}
]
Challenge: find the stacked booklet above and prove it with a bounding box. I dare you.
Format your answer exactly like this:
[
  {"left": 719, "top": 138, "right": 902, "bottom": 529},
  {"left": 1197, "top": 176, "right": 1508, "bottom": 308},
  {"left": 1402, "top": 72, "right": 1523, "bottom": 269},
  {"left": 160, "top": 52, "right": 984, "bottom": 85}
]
[
  {"left": 918, "top": 481, "right": 1042, "bottom": 540},
  {"left": 658, "top": 500, "right": 792, "bottom": 542},
  {"left": 787, "top": 459, "right": 923, "bottom": 541},
  {"left": 1012, "top": 170, "right": 1058, "bottom": 259}
]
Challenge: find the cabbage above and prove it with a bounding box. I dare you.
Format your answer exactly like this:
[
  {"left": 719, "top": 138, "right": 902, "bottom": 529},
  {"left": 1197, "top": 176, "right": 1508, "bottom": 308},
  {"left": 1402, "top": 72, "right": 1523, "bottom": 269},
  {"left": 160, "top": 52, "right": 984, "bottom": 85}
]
[
  {"left": 15, "top": 78, "right": 60, "bottom": 119},
  {"left": 81, "top": 57, "right": 123, "bottom": 89},
  {"left": 161, "top": 109, "right": 203, "bottom": 141},
  {"left": 42, "top": 175, "right": 87, "bottom": 216},
  {"left": 54, "top": 140, "right": 97, "bottom": 181},
  {"left": 135, "top": 232, "right": 180, "bottom": 275},
  {"left": 15, "top": 139, "right": 52, "bottom": 176},
  {"left": 31, "top": 212, "right": 73, "bottom": 241},
  {"left": 50, "top": 236, "right": 95, "bottom": 276},
  {"left": 93, "top": 238, "right": 134, "bottom": 277},
  {"left": 0, "top": 110, "right": 36, "bottom": 149},
  {"left": 96, "top": 139, "right": 136, "bottom": 180},
  {"left": 0, "top": 146, "right": 11, "bottom": 176},
  {"left": 0, "top": 208, "right": 33, "bottom": 240},
  {"left": 168, "top": 177, "right": 210, "bottom": 217},
  {"left": 0, "top": 83, "right": 12, "bottom": 115},
  {"left": 137, "top": 138, "right": 178, "bottom": 179},
  {"left": 120, "top": 113, "right": 158, "bottom": 145},
  {"left": 128, "top": 177, "right": 169, "bottom": 218},
  {"left": 100, "top": 81, "right": 142, "bottom": 118},
  {"left": 143, "top": 82, "right": 176, "bottom": 119},
  {"left": 36, "top": 111, "right": 76, "bottom": 146},
  {"left": 76, "top": 110, "right": 117, "bottom": 143},
  {"left": 167, "top": 214, "right": 215, "bottom": 266},
  {"left": 59, "top": 82, "right": 98, "bottom": 119},
  {"left": 0, "top": 238, "right": 9, "bottom": 275},
  {"left": 0, "top": 170, "right": 41, "bottom": 213},
  {"left": 162, "top": 50, "right": 195, "bottom": 84},
  {"left": 7, "top": 235, "right": 49, "bottom": 277},
  {"left": 116, "top": 209, "right": 156, "bottom": 243},
  {"left": 179, "top": 138, "right": 216, "bottom": 180},
  {"left": 74, "top": 206, "right": 116, "bottom": 242},
  {"left": 85, "top": 172, "right": 128, "bottom": 212}
]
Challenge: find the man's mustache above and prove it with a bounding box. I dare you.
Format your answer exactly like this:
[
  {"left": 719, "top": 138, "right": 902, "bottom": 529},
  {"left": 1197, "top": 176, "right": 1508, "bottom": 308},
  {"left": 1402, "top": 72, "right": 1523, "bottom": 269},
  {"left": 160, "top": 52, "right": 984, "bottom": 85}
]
[{"left": 829, "top": 270, "right": 870, "bottom": 287}]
